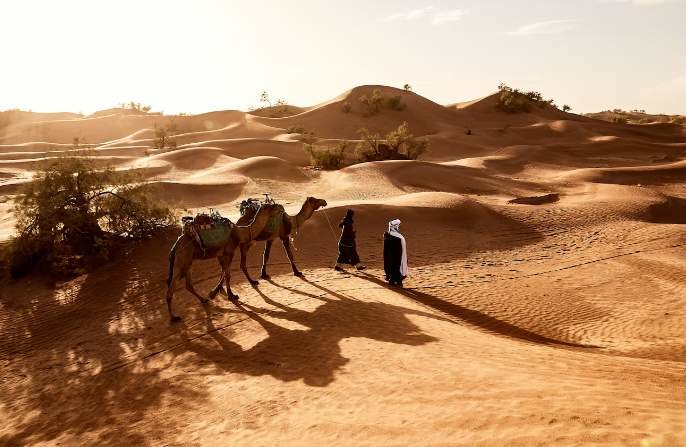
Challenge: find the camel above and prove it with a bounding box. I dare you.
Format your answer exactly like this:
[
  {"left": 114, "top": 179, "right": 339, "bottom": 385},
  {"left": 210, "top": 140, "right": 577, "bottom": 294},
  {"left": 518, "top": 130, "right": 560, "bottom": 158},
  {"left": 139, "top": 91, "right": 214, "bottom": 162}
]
[
  {"left": 165, "top": 203, "right": 281, "bottom": 322},
  {"left": 215, "top": 196, "right": 328, "bottom": 288}
]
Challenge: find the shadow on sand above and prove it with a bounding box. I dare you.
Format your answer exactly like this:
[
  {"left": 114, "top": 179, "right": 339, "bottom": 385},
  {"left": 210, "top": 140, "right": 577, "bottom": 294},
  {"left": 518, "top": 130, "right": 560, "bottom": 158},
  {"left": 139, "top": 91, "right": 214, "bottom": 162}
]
[
  {"left": 178, "top": 277, "right": 449, "bottom": 387},
  {"left": 352, "top": 272, "right": 600, "bottom": 349}
]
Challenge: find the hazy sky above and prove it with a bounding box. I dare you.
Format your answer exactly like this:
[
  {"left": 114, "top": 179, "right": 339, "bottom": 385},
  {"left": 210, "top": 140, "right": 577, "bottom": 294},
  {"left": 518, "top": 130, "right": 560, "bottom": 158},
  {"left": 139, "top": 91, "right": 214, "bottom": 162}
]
[{"left": 1, "top": 0, "right": 684, "bottom": 114}]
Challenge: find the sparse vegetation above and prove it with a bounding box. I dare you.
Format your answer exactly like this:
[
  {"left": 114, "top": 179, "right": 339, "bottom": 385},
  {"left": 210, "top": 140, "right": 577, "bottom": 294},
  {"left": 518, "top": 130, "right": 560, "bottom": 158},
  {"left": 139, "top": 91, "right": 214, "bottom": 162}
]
[
  {"left": 496, "top": 83, "right": 558, "bottom": 113},
  {"left": 304, "top": 140, "right": 349, "bottom": 170},
  {"left": 119, "top": 101, "right": 152, "bottom": 113},
  {"left": 153, "top": 122, "right": 178, "bottom": 150},
  {"left": 356, "top": 122, "right": 428, "bottom": 162},
  {"left": 562, "top": 104, "right": 572, "bottom": 112},
  {"left": 286, "top": 126, "right": 307, "bottom": 134},
  {"left": 358, "top": 89, "right": 408, "bottom": 115},
  {"left": 403, "top": 84, "right": 412, "bottom": 92},
  {"left": 256, "top": 91, "right": 289, "bottom": 116},
  {"left": 585, "top": 109, "right": 686, "bottom": 126},
  {"left": 8, "top": 155, "right": 173, "bottom": 277},
  {"left": 358, "top": 89, "right": 385, "bottom": 116},
  {"left": 287, "top": 126, "right": 316, "bottom": 144}
]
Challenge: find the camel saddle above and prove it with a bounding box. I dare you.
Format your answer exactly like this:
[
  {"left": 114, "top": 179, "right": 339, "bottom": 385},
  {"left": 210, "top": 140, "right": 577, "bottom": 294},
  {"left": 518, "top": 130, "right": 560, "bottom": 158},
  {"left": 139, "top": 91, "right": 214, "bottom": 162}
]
[{"left": 181, "top": 210, "right": 233, "bottom": 249}]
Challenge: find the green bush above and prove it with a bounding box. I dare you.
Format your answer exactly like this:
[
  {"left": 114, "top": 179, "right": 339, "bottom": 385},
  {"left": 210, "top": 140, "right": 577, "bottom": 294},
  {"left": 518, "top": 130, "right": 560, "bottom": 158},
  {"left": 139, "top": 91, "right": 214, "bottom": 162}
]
[
  {"left": 9, "top": 156, "right": 173, "bottom": 277},
  {"left": 304, "top": 141, "right": 348, "bottom": 170},
  {"left": 356, "top": 122, "right": 428, "bottom": 162},
  {"left": 496, "top": 83, "right": 558, "bottom": 114},
  {"left": 358, "top": 89, "right": 385, "bottom": 116}
]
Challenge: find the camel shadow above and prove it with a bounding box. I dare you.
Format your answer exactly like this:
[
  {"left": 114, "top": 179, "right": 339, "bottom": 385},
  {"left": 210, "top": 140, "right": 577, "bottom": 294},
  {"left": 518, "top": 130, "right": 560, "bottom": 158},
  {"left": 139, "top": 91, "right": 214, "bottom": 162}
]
[
  {"left": 179, "top": 277, "right": 447, "bottom": 387},
  {"left": 0, "top": 231, "right": 206, "bottom": 446},
  {"left": 353, "top": 272, "right": 600, "bottom": 349}
]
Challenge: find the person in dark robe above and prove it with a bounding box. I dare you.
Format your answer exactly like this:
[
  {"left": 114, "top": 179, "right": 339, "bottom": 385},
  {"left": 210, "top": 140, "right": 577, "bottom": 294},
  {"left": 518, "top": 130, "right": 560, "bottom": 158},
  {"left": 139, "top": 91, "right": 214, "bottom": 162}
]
[
  {"left": 383, "top": 219, "right": 408, "bottom": 287},
  {"left": 334, "top": 209, "right": 366, "bottom": 271}
]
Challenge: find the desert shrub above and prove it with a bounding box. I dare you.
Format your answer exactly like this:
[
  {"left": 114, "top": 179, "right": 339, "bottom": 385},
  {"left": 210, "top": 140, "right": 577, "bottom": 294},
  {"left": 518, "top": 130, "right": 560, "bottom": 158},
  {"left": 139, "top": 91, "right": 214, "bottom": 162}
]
[
  {"left": 562, "top": 104, "right": 572, "bottom": 112},
  {"left": 612, "top": 116, "right": 628, "bottom": 124},
  {"left": 118, "top": 102, "right": 151, "bottom": 112},
  {"left": 358, "top": 89, "right": 385, "bottom": 116},
  {"left": 403, "top": 84, "right": 412, "bottom": 92},
  {"left": 385, "top": 121, "right": 428, "bottom": 160},
  {"left": 356, "top": 122, "right": 428, "bottom": 162},
  {"left": 355, "top": 128, "right": 384, "bottom": 162},
  {"left": 286, "top": 126, "right": 307, "bottom": 134},
  {"left": 496, "top": 83, "right": 559, "bottom": 113},
  {"left": 255, "top": 91, "right": 289, "bottom": 116},
  {"left": 304, "top": 141, "right": 348, "bottom": 170},
  {"left": 386, "top": 95, "right": 406, "bottom": 111},
  {"left": 496, "top": 84, "right": 531, "bottom": 113},
  {"left": 9, "top": 156, "right": 173, "bottom": 277},
  {"left": 153, "top": 122, "right": 177, "bottom": 150},
  {"left": 288, "top": 127, "right": 316, "bottom": 144},
  {"left": 342, "top": 101, "right": 352, "bottom": 113}
]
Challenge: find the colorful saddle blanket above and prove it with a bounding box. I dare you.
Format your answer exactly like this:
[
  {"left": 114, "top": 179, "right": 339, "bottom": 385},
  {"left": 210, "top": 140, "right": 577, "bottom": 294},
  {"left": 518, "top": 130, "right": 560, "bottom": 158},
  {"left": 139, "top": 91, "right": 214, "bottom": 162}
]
[{"left": 181, "top": 211, "right": 234, "bottom": 249}]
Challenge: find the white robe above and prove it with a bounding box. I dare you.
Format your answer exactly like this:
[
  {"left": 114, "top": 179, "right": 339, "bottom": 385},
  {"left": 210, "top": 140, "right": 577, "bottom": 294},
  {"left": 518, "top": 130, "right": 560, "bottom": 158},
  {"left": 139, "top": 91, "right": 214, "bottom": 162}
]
[{"left": 388, "top": 219, "right": 408, "bottom": 277}]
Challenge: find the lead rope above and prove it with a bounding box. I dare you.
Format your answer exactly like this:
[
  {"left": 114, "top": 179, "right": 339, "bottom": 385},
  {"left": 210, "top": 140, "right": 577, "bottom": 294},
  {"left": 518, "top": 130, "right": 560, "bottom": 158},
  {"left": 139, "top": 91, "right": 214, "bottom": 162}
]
[{"left": 322, "top": 209, "right": 339, "bottom": 243}]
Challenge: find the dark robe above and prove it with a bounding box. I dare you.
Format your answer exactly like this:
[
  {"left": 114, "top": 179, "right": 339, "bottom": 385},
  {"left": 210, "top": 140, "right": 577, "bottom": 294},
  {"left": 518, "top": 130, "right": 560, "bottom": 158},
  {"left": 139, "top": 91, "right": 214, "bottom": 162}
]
[
  {"left": 383, "top": 232, "right": 404, "bottom": 283},
  {"left": 336, "top": 217, "right": 360, "bottom": 265}
]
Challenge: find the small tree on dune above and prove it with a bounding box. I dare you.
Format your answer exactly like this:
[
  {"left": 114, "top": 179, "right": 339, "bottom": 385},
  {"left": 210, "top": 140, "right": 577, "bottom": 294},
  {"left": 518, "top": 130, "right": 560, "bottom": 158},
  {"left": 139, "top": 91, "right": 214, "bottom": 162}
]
[
  {"left": 356, "top": 122, "right": 428, "bottom": 162},
  {"left": 304, "top": 140, "right": 348, "bottom": 170},
  {"left": 259, "top": 90, "right": 272, "bottom": 109},
  {"left": 385, "top": 121, "right": 428, "bottom": 160},
  {"left": 358, "top": 89, "right": 385, "bottom": 116},
  {"left": 403, "top": 84, "right": 412, "bottom": 92},
  {"left": 9, "top": 156, "right": 173, "bottom": 277},
  {"left": 562, "top": 104, "right": 572, "bottom": 112},
  {"left": 153, "top": 122, "right": 178, "bottom": 150}
]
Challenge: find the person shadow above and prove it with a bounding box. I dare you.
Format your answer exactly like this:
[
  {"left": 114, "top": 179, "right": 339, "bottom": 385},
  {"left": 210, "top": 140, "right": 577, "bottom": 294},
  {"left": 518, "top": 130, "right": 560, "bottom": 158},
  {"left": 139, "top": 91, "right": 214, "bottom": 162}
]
[
  {"left": 351, "top": 271, "right": 601, "bottom": 349},
  {"left": 178, "top": 275, "right": 451, "bottom": 387}
]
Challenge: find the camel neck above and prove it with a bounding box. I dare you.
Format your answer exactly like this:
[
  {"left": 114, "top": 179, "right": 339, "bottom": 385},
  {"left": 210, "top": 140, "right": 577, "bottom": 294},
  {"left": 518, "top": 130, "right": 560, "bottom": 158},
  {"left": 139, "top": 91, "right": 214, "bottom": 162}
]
[{"left": 293, "top": 203, "right": 313, "bottom": 228}]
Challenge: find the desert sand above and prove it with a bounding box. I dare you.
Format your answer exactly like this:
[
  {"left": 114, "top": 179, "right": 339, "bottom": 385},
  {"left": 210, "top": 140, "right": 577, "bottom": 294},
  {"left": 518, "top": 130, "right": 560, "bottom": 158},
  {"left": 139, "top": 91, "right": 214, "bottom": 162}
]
[{"left": 1, "top": 85, "right": 685, "bottom": 446}]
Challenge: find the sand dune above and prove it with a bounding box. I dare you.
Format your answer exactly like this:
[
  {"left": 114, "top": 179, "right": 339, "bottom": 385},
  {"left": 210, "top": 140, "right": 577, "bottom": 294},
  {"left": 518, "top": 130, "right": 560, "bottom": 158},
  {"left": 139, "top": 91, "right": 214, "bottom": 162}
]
[
  {"left": 252, "top": 85, "right": 459, "bottom": 139},
  {"left": 1, "top": 84, "right": 685, "bottom": 446}
]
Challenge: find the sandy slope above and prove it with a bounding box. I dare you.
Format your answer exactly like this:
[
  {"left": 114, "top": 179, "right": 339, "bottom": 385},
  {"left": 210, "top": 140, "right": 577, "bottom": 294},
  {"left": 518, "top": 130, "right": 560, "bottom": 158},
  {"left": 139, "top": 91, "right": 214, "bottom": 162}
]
[{"left": 1, "top": 86, "right": 685, "bottom": 446}]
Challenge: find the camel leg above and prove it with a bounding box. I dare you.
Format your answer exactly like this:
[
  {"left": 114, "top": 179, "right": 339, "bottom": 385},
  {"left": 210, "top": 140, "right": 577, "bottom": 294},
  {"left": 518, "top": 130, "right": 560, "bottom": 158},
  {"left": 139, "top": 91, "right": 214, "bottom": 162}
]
[
  {"left": 209, "top": 269, "right": 226, "bottom": 299},
  {"left": 222, "top": 250, "right": 240, "bottom": 302},
  {"left": 166, "top": 257, "right": 187, "bottom": 323},
  {"left": 166, "top": 272, "right": 182, "bottom": 323},
  {"left": 282, "top": 237, "right": 303, "bottom": 277},
  {"left": 260, "top": 239, "right": 274, "bottom": 279},
  {"left": 185, "top": 268, "right": 209, "bottom": 305},
  {"left": 240, "top": 243, "right": 259, "bottom": 286}
]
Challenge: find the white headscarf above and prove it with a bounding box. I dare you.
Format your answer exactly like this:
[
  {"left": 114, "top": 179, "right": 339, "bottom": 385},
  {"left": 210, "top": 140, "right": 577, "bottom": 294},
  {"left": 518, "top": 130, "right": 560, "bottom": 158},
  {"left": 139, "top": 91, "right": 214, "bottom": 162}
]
[{"left": 388, "top": 219, "right": 408, "bottom": 277}]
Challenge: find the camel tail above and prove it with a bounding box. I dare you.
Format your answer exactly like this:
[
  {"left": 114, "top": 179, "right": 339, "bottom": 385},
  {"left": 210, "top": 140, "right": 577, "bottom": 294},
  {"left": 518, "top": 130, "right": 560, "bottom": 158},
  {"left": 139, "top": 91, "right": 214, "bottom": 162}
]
[{"left": 167, "top": 236, "right": 183, "bottom": 287}]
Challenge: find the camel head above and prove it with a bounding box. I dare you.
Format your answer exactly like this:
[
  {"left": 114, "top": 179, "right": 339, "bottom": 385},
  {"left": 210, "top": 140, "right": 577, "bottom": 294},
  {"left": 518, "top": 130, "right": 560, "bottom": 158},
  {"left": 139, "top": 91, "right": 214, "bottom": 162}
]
[{"left": 306, "top": 196, "right": 327, "bottom": 211}]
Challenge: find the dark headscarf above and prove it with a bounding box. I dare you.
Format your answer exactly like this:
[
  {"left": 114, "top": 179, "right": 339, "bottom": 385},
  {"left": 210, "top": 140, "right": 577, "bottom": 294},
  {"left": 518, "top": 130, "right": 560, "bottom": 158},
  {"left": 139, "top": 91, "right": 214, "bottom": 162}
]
[{"left": 339, "top": 209, "right": 354, "bottom": 228}]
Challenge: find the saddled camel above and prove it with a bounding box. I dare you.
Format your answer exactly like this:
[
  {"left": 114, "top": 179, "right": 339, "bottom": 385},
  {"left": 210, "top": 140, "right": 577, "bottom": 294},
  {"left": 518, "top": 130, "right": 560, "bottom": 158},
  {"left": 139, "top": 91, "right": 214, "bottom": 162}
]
[
  {"left": 165, "top": 203, "right": 281, "bottom": 322},
  {"left": 214, "top": 196, "right": 328, "bottom": 288}
]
